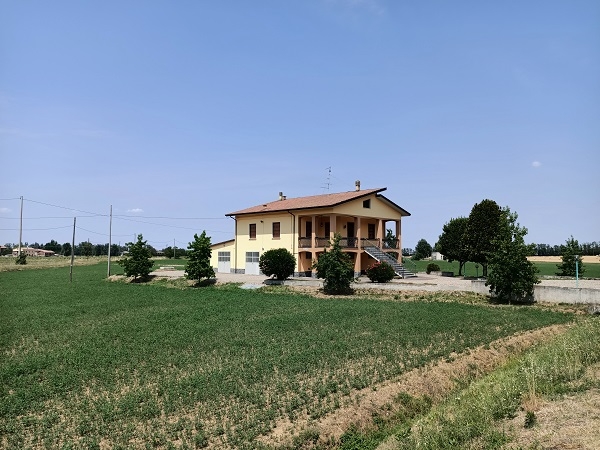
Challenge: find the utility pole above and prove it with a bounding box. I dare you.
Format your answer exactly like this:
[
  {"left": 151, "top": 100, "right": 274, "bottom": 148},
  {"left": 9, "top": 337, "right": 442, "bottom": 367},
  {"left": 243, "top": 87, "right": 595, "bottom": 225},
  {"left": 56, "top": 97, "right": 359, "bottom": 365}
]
[
  {"left": 18, "top": 196, "right": 23, "bottom": 257},
  {"left": 174, "top": 238, "right": 176, "bottom": 259},
  {"left": 70, "top": 217, "right": 76, "bottom": 282},
  {"left": 107, "top": 205, "right": 112, "bottom": 277}
]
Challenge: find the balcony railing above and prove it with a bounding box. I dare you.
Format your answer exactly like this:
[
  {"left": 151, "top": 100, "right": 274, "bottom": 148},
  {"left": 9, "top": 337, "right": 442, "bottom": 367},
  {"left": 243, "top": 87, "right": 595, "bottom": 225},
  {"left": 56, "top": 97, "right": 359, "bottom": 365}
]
[
  {"left": 315, "top": 237, "right": 331, "bottom": 248},
  {"left": 382, "top": 239, "right": 400, "bottom": 249},
  {"left": 361, "top": 238, "right": 380, "bottom": 248},
  {"left": 298, "top": 237, "right": 312, "bottom": 248}
]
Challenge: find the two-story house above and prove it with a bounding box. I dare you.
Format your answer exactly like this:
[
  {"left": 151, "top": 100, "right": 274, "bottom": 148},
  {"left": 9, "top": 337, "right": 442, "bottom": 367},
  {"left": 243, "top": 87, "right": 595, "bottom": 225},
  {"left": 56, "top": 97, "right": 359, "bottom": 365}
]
[{"left": 210, "top": 182, "right": 413, "bottom": 277}]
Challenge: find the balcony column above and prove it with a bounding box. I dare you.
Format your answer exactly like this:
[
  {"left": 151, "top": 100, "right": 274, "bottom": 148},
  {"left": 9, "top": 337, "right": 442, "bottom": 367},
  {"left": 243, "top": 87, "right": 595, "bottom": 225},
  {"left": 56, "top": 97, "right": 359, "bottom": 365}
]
[
  {"left": 312, "top": 215, "right": 316, "bottom": 249},
  {"left": 396, "top": 220, "right": 402, "bottom": 262},
  {"left": 356, "top": 217, "right": 361, "bottom": 250},
  {"left": 377, "top": 219, "right": 384, "bottom": 247},
  {"left": 330, "top": 215, "right": 337, "bottom": 240}
]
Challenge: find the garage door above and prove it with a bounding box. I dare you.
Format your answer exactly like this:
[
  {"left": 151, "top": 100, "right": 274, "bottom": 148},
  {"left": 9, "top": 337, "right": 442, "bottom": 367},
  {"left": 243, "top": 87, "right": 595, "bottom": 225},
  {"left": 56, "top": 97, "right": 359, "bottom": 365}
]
[
  {"left": 245, "top": 252, "right": 260, "bottom": 275},
  {"left": 217, "top": 251, "right": 230, "bottom": 273}
]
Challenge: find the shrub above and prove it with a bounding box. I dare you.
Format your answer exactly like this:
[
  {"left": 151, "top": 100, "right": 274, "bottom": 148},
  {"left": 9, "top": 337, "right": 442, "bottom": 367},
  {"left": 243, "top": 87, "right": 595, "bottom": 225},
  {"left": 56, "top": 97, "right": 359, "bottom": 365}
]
[
  {"left": 259, "top": 248, "right": 296, "bottom": 280},
  {"left": 118, "top": 234, "right": 154, "bottom": 281},
  {"left": 15, "top": 253, "right": 27, "bottom": 265},
  {"left": 313, "top": 233, "right": 354, "bottom": 294},
  {"left": 365, "top": 261, "right": 395, "bottom": 283},
  {"left": 426, "top": 263, "right": 440, "bottom": 274}
]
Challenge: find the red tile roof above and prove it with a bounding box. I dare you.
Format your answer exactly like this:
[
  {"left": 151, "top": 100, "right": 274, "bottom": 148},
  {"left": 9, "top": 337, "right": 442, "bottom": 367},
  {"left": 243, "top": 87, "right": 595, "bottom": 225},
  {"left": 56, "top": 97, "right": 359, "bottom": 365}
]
[{"left": 227, "top": 188, "right": 409, "bottom": 216}]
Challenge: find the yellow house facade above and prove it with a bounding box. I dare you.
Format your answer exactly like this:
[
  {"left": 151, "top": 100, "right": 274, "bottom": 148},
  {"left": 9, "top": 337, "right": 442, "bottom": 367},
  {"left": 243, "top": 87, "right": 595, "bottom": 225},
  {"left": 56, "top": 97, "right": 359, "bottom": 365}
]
[{"left": 210, "top": 184, "right": 412, "bottom": 277}]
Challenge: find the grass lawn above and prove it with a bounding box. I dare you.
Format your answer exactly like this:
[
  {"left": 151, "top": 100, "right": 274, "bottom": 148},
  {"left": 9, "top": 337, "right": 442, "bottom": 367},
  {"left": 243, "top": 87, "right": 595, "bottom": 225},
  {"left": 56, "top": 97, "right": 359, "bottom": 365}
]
[
  {"left": 406, "top": 258, "right": 600, "bottom": 278},
  {"left": 1, "top": 263, "right": 575, "bottom": 449}
]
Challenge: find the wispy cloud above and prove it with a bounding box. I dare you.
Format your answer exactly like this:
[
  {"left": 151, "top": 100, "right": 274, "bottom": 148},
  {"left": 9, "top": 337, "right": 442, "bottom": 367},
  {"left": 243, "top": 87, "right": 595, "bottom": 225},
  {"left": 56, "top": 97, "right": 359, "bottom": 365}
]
[
  {"left": 0, "top": 207, "right": 11, "bottom": 213},
  {"left": 127, "top": 208, "right": 144, "bottom": 213},
  {"left": 532, "top": 161, "right": 542, "bottom": 168}
]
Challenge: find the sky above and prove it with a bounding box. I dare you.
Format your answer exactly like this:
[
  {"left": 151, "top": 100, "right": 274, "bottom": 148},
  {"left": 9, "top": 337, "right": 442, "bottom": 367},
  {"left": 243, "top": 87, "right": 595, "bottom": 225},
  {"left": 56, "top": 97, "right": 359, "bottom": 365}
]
[{"left": 1, "top": 0, "right": 599, "bottom": 251}]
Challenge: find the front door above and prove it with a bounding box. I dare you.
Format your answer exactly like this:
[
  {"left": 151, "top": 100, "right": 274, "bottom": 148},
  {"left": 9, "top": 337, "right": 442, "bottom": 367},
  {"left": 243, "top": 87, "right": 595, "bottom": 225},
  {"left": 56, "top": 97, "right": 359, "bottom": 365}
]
[{"left": 347, "top": 222, "right": 356, "bottom": 247}]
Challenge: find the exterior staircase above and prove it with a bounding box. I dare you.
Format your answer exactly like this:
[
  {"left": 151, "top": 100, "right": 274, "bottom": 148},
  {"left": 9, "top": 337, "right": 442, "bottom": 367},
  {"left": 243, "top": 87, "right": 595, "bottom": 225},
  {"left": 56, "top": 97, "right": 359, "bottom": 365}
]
[{"left": 363, "top": 246, "right": 417, "bottom": 278}]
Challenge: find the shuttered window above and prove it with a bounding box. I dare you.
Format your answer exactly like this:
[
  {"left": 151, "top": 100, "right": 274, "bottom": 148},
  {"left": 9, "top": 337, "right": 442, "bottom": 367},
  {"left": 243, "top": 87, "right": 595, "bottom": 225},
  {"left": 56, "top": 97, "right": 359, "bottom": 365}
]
[
  {"left": 249, "top": 223, "right": 256, "bottom": 239},
  {"left": 272, "top": 222, "right": 280, "bottom": 239}
]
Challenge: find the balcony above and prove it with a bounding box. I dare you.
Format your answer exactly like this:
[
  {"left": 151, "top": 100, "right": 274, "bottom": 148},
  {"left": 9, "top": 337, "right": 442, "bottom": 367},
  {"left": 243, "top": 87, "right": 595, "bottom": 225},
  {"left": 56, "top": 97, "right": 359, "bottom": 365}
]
[{"left": 298, "top": 237, "right": 312, "bottom": 248}]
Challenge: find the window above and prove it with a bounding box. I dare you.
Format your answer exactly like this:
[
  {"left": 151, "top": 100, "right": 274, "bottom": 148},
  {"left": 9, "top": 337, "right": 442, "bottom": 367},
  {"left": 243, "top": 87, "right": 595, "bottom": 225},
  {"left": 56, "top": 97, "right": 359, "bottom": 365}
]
[
  {"left": 368, "top": 224, "right": 376, "bottom": 240},
  {"left": 218, "top": 252, "right": 230, "bottom": 262},
  {"left": 272, "top": 222, "right": 280, "bottom": 239},
  {"left": 363, "top": 199, "right": 371, "bottom": 208},
  {"left": 246, "top": 252, "right": 259, "bottom": 263},
  {"left": 249, "top": 223, "right": 256, "bottom": 239}
]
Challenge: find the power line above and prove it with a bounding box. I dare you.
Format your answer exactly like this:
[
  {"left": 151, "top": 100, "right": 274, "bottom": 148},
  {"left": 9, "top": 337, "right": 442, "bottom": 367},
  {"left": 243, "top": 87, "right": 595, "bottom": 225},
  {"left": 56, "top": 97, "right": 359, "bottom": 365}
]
[
  {"left": 113, "top": 214, "right": 227, "bottom": 220},
  {"left": 114, "top": 216, "right": 231, "bottom": 233},
  {"left": 1, "top": 215, "right": 99, "bottom": 220},
  {"left": 23, "top": 198, "right": 106, "bottom": 216},
  {"left": 76, "top": 226, "right": 131, "bottom": 237},
  {"left": 0, "top": 197, "right": 21, "bottom": 201},
  {"left": 0, "top": 225, "right": 72, "bottom": 231}
]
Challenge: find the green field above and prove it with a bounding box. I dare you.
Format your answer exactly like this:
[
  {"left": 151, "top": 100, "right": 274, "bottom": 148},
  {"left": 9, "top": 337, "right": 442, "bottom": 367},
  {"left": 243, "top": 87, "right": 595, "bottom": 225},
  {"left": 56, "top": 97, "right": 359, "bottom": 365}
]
[
  {"left": 405, "top": 258, "right": 600, "bottom": 278},
  {"left": 1, "top": 263, "right": 575, "bottom": 449}
]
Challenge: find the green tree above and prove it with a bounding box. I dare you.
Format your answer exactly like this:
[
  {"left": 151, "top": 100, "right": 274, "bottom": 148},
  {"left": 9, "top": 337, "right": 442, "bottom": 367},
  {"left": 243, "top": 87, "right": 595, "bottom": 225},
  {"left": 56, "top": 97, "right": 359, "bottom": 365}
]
[
  {"left": 313, "top": 233, "right": 354, "bottom": 294},
  {"left": 383, "top": 229, "right": 397, "bottom": 249},
  {"left": 413, "top": 239, "right": 432, "bottom": 260},
  {"left": 463, "top": 199, "right": 502, "bottom": 276},
  {"left": 79, "top": 241, "right": 93, "bottom": 257},
  {"left": 163, "top": 246, "right": 175, "bottom": 259},
  {"left": 556, "top": 236, "right": 585, "bottom": 277},
  {"left": 15, "top": 253, "right": 27, "bottom": 265},
  {"left": 486, "top": 208, "right": 539, "bottom": 302},
  {"left": 118, "top": 234, "right": 154, "bottom": 280},
  {"left": 436, "top": 217, "right": 469, "bottom": 276},
  {"left": 259, "top": 248, "right": 296, "bottom": 280},
  {"left": 62, "top": 242, "right": 72, "bottom": 256},
  {"left": 185, "top": 231, "right": 215, "bottom": 282},
  {"left": 43, "top": 240, "right": 61, "bottom": 253}
]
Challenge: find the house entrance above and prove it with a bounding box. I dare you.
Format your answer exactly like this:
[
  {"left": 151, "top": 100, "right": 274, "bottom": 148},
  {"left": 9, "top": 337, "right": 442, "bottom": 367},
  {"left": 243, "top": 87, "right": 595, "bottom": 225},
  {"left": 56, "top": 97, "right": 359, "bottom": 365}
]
[
  {"left": 217, "top": 251, "right": 230, "bottom": 273},
  {"left": 347, "top": 222, "right": 356, "bottom": 247},
  {"left": 245, "top": 252, "right": 260, "bottom": 275}
]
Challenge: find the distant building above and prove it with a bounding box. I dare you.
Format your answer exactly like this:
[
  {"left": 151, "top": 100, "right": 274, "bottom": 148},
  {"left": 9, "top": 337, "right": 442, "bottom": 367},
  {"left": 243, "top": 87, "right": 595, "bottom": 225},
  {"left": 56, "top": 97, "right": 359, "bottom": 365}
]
[
  {"left": 431, "top": 251, "right": 445, "bottom": 261},
  {"left": 12, "top": 247, "right": 55, "bottom": 257}
]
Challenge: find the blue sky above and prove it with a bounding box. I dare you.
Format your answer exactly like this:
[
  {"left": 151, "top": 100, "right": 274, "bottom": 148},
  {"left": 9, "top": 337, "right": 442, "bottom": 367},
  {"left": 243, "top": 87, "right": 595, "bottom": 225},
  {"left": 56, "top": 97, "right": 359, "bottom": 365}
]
[{"left": 1, "top": 0, "right": 599, "bottom": 250}]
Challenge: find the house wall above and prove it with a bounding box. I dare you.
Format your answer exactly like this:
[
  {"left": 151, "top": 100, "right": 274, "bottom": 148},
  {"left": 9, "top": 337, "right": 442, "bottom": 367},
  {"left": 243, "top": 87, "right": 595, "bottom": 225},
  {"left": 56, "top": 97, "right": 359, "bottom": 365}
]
[
  {"left": 209, "top": 240, "right": 235, "bottom": 269},
  {"left": 233, "top": 212, "right": 297, "bottom": 273},
  {"left": 334, "top": 195, "right": 403, "bottom": 220}
]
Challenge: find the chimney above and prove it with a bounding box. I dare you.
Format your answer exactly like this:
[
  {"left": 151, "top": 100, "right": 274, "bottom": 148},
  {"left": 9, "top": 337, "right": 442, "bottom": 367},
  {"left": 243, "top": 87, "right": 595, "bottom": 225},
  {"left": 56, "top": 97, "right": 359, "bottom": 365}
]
[
  {"left": 279, "top": 192, "right": 284, "bottom": 201},
  {"left": 355, "top": 180, "right": 361, "bottom": 191}
]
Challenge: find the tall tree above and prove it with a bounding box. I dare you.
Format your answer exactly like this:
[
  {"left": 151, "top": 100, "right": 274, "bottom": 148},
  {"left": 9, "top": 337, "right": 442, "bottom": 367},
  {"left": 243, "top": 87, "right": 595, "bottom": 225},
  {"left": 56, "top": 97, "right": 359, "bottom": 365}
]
[
  {"left": 413, "top": 239, "right": 432, "bottom": 260},
  {"left": 486, "top": 208, "right": 539, "bottom": 302},
  {"left": 185, "top": 231, "right": 215, "bottom": 282},
  {"left": 62, "top": 242, "right": 72, "bottom": 256},
  {"left": 436, "top": 217, "right": 469, "bottom": 276},
  {"left": 118, "top": 234, "right": 154, "bottom": 280},
  {"left": 43, "top": 240, "right": 61, "bottom": 253},
  {"left": 463, "top": 199, "right": 502, "bottom": 276},
  {"left": 79, "top": 241, "right": 93, "bottom": 257},
  {"left": 556, "top": 236, "right": 585, "bottom": 277}
]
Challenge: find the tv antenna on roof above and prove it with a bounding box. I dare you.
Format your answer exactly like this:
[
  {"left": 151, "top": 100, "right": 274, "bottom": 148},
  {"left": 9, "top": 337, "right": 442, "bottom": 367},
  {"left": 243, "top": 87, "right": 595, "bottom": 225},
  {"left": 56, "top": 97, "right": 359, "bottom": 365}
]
[{"left": 322, "top": 167, "right": 332, "bottom": 191}]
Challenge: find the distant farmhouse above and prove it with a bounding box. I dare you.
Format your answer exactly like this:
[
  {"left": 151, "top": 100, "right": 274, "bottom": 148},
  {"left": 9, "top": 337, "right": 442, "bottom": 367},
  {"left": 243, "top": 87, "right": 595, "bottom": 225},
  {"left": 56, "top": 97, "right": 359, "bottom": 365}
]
[
  {"left": 210, "top": 182, "right": 415, "bottom": 278},
  {"left": 12, "top": 247, "right": 55, "bottom": 257}
]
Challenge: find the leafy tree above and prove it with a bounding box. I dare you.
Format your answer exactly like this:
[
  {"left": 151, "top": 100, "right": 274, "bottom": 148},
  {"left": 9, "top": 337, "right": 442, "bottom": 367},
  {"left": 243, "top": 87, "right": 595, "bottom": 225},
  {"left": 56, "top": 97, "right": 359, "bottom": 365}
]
[
  {"left": 365, "top": 261, "right": 395, "bottom": 283},
  {"left": 15, "top": 253, "right": 27, "bottom": 265},
  {"left": 313, "top": 233, "right": 354, "bottom": 294},
  {"left": 486, "top": 208, "right": 539, "bottom": 302},
  {"left": 259, "top": 248, "right": 296, "bottom": 280},
  {"left": 110, "top": 244, "right": 120, "bottom": 256},
  {"left": 556, "top": 236, "right": 585, "bottom": 277},
  {"left": 62, "top": 242, "right": 72, "bottom": 256},
  {"left": 436, "top": 217, "right": 469, "bottom": 276},
  {"left": 402, "top": 248, "right": 414, "bottom": 257},
  {"left": 413, "top": 239, "right": 432, "bottom": 260},
  {"left": 185, "top": 231, "right": 215, "bottom": 282},
  {"left": 1, "top": 243, "right": 12, "bottom": 256},
  {"left": 94, "top": 244, "right": 105, "bottom": 256},
  {"left": 43, "top": 240, "right": 61, "bottom": 253},
  {"left": 118, "top": 234, "right": 154, "bottom": 280},
  {"left": 463, "top": 199, "right": 502, "bottom": 276},
  {"left": 163, "top": 246, "right": 175, "bottom": 259},
  {"left": 79, "top": 241, "right": 93, "bottom": 257}
]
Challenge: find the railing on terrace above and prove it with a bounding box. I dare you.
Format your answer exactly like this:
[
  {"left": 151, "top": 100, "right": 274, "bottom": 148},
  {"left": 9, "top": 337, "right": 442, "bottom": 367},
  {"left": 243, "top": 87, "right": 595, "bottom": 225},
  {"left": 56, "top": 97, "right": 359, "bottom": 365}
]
[
  {"left": 298, "top": 237, "right": 312, "bottom": 248},
  {"left": 339, "top": 237, "right": 358, "bottom": 248},
  {"left": 361, "top": 238, "right": 380, "bottom": 248},
  {"left": 382, "top": 239, "right": 400, "bottom": 249},
  {"left": 315, "top": 237, "right": 331, "bottom": 248}
]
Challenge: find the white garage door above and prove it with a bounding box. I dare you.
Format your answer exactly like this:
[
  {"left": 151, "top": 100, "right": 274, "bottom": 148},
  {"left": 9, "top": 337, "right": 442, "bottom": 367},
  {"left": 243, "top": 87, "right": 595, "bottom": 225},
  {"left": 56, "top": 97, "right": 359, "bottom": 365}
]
[
  {"left": 245, "top": 251, "right": 260, "bottom": 275},
  {"left": 217, "top": 251, "right": 230, "bottom": 273}
]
